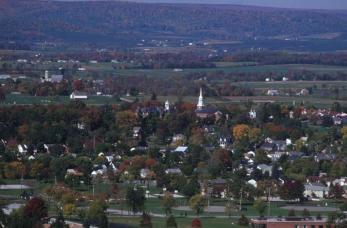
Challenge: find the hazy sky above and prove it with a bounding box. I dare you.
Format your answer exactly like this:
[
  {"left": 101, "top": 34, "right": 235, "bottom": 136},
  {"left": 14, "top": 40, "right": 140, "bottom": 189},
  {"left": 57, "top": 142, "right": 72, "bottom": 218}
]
[{"left": 130, "top": 0, "right": 347, "bottom": 9}]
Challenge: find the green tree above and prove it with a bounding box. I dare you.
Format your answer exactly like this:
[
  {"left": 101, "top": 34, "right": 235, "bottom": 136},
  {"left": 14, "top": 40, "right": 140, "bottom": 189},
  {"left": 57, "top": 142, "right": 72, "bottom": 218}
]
[
  {"left": 161, "top": 192, "right": 176, "bottom": 215},
  {"left": 189, "top": 194, "right": 206, "bottom": 216},
  {"left": 140, "top": 213, "right": 153, "bottom": 228},
  {"left": 126, "top": 186, "right": 146, "bottom": 214},
  {"left": 253, "top": 198, "right": 267, "bottom": 217},
  {"left": 166, "top": 215, "right": 177, "bottom": 228},
  {"left": 237, "top": 214, "right": 249, "bottom": 226},
  {"left": 302, "top": 208, "right": 311, "bottom": 218},
  {"left": 85, "top": 200, "right": 108, "bottom": 228},
  {"left": 51, "top": 209, "right": 68, "bottom": 228},
  {"left": 182, "top": 176, "right": 200, "bottom": 198}
]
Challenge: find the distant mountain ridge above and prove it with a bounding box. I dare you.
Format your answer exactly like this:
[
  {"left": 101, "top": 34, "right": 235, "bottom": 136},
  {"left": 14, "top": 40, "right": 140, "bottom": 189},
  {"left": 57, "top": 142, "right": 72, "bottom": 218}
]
[{"left": 1, "top": 0, "right": 347, "bottom": 47}]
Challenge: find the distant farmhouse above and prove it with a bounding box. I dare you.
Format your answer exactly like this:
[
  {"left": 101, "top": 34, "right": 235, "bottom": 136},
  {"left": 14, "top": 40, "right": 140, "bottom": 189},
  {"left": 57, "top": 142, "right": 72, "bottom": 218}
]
[
  {"left": 70, "top": 91, "right": 88, "bottom": 100},
  {"left": 41, "top": 70, "right": 64, "bottom": 83}
]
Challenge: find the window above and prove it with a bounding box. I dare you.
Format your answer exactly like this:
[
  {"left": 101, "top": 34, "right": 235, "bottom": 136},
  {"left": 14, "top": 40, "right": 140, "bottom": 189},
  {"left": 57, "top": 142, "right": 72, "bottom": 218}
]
[{"left": 311, "top": 225, "right": 315, "bottom": 228}]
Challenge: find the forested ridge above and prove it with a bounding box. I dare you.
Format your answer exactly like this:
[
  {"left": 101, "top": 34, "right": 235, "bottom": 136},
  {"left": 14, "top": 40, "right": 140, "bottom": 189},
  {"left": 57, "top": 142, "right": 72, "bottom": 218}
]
[{"left": 1, "top": 0, "right": 347, "bottom": 45}]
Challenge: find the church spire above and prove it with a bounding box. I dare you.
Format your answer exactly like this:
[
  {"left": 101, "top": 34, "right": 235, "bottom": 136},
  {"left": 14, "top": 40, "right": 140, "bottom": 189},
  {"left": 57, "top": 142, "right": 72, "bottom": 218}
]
[{"left": 197, "top": 87, "right": 205, "bottom": 110}]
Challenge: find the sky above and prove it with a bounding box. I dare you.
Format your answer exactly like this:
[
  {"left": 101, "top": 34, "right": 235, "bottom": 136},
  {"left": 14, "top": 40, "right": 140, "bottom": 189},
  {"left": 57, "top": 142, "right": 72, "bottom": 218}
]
[{"left": 129, "top": 0, "right": 347, "bottom": 9}]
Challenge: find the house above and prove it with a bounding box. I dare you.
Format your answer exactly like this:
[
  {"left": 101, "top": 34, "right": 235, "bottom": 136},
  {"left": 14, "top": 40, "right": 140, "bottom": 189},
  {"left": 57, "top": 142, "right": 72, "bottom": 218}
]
[
  {"left": 41, "top": 70, "right": 64, "bottom": 83},
  {"left": 332, "top": 177, "right": 347, "bottom": 187},
  {"left": 50, "top": 75, "right": 64, "bottom": 83},
  {"left": 219, "top": 136, "right": 232, "bottom": 149},
  {"left": 251, "top": 217, "right": 329, "bottom": 228},
  {"left": 133, "top": 127, "right": 141, "bottom": 138},
  {"left": 333, "top": 114, "right": 347, "bottom": 125},
  {"left": 70, "top": 91, "right": 88, "bottom": 100},
  {"left": 66, "top": 168, "right": 84, "bottom": 177},
  {"left": 173, "top": 146, "right": 188, "bottom": 154},
  {"left": 249, "top": 109, "right": 257, "bottom": 119},
  {"left": 165, "top": 168, "right": 182, "bottom": 175},
  {"left": 267, "top": 90, "right": 279, "bottom": 96},
  {"left": 314, "top": 153, "right": 336, "bottom": 162},
  {"left": 257, "top": 164, "right": 273, "bottom": 176},
  {"left": 196, "top": 108, "right": 222, "bottom": 119},
  {"left": 297, "top": 88, "right": 310, "bottom": 96},
  {"left": 17, "top": 144, "right": 28, "bottom": 154},
  {"left": 208, "top": 178, "right": 227, "bottom": 198},
  {"left": 261, "top": 138, "right": 288, "bottom": 152},
  {"left": 304, "top": 183, "right": 329, "bottom": 199},
  {"left": 172, "top": 134, "right": 186, "bottom": 144},
  {"left": 267, "top": 152, "right": 286, "bottom": 162},
  {"left": 247, "top": 179, "right": 257, "bottom": 188},
  {"left": 140, "top": 168, "right": 151, "bottom": 179},
  {"left": 91, "top": 164, "right": 108, "bottom": 177}
]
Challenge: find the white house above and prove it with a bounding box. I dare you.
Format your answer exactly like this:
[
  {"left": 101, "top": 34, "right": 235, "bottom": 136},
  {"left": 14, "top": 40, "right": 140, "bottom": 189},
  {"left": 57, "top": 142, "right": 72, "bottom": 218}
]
[
  {"left": 267, "top": 90, "right": 279, "bottom": 96},
  {"left": 140, "top": 168, "right": 151, "bottom": 179},
  {"left": 165, "top": 168, "right": 182, "bottom": 175},
  {"left": 249, "top": 109, "right": 257, "bottom": 119},
  {"left": 70, "top": 91, "right": 88, "bottom": 100},
  {"left": 173, "top": 146, "right": 188, "bottom": 154},
  {"left": 304, "top": 183, "right": 329, "bottom": 199},
  {"left": 17, "top": 144, "right": 28, "bottom": 154}
]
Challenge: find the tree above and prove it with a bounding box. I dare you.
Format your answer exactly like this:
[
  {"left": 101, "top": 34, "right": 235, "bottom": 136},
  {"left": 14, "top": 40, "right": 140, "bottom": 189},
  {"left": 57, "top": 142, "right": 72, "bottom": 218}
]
[
  {"left": 126, "top": 186, "right": 146, "bottom": 214},
  {"left": 116, "top": 110, "right": 138, "bottom": 133},
  {"left": 189, "top": 194, "right": 206, "bottom": 216},
  {"left": 237, "top": 214, "right": 249, "bottom": 226},
  {"left": 0, "top": 88, "right": 5, "bottom": 101},
  {"left": 182, "top": 176, "right": 201, "bottom": 198},
  {"left": 166, "top": 215, "right": 177, "bottom": 228},
  {"left": 253, "top": 198, "right": 267, "bottom": 217},
  {"left": 85, "top": 199, "right": 108, "bottom": 228},
  {"left": 161, "top": 192, "right": 176, "bottom": 215},
  {"left": 225, "top": 201, "right": 236, "bottom": 218},
  {"left": 288, "top": 209, "right": 296, "bottom": 217},
  {"left": 63, "top": 203, "right": 76, "bottom": 218},
  {"left": 140, "top": 213, "right": 153, "bottom": 228},
  {"left": 232, "top": 124, "right": 250, "bottom": 141},
  {"left": 24, "top": 197, "right": 48, "bottom": 227},
  {"left": 51, "top": 209, "right": 68, "bottom": 228},
  {"left": 302, "top": 208, "right": 311, "bottom": 218},
  {"left": 329, "top": 183, "right": 344, "bottom": 199},
  {"left": 279, "top": 180, "right": 304, "bottom": 201}
]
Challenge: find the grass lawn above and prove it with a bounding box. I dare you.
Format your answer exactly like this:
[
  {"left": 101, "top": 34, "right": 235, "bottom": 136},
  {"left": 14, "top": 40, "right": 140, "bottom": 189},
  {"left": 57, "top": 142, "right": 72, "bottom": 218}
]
[
  {"left": 109, "top": 216, "right": 243, "bottom": 228},
  {"left": 1, "top": 94, "right": 121, "bottom": 106}
]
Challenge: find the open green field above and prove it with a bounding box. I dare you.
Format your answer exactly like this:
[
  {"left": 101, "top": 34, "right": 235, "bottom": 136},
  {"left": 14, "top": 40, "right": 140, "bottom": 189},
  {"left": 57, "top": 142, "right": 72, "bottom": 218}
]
[
  {"left": 109, "top": 216, "right": 242, "bottom": 228},
  {"left": 1, "top": 94, "right": 121, "bottom": 105},
  {"left": 233, "top": 81, "right": 347, "bottom": 89},
  {"left": 80, "top": 63, "right": 347, "bottom": 78},
  {"left": 6, "top": 60, "right": 345, "bottom": 78},
  {"left": 2, "top": 93, "right": 345, "bottom": 108}
]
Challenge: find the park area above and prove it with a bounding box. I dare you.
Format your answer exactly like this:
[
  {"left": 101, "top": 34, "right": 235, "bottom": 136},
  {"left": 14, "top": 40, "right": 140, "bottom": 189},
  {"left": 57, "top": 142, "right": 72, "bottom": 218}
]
[{"left": 0, "top": 179, "right": 343, "bottom": 228}]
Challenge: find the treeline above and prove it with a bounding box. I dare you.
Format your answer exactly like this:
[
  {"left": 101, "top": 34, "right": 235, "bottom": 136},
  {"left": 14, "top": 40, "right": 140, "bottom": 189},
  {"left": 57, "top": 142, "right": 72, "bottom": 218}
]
[{"left": 228, "top": 52, "right": 347, "bottom": 66}]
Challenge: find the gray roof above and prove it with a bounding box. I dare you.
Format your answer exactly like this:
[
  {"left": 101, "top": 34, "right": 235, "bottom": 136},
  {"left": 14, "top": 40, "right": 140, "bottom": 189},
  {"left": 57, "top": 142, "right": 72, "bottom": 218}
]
[{"left": 304, "top": 183, "right": 329, "bottom": 191}]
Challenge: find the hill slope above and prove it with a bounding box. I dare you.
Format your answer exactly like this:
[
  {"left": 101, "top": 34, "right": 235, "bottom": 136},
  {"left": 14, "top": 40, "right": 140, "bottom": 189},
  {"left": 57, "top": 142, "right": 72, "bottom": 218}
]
[{"left": 1, "top": 0, "right": 347, "bottom": 47}]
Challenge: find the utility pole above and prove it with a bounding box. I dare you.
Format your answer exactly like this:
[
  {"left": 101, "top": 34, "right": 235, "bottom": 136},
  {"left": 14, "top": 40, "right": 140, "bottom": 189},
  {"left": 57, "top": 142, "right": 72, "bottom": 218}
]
[
  {"left": 267, "top": 187, "right": 271, "bottom": 217},
  {"left": 239, "top": 187, "right": 243, "bottom": 211}
]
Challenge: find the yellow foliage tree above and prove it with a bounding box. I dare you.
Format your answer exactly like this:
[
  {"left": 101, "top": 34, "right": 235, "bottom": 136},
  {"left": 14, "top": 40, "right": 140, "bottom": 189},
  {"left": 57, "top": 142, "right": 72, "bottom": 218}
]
[{"left": 232, "top": 124, "right": 250, "bottom": 141}]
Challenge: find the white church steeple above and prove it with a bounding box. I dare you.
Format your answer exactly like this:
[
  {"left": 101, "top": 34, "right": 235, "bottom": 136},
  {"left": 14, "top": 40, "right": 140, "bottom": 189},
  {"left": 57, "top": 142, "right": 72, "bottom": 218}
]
[{"left": 197, "top": 87, "right": 205, "bottom": 110}]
